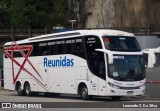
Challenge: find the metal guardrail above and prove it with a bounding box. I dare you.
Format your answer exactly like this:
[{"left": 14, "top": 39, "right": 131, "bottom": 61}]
[
  {"left": 0, "top": 27, "right": 160, "bottom": 39},
  {"left": 113, "top": 27, "right": 160, "bottom": 36},
  {"left": 0, "top": 28, "right": 51, "bottom": 39}
]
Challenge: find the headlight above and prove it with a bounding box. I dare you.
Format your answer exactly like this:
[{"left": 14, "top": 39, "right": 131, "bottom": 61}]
[
  {"left": 108, "top": 82, "right": 120, "bottom": 89},
  {"left": 108, "top": 82, "right": 145, "bottom": 90}
]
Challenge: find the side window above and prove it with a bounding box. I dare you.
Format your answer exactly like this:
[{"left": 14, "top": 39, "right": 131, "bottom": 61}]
[
  {"left": 38, "top": 42, "right": 47, "bottom": 56},
  {"left": 76, "top": 42, "right": 83, "bottom": 54},
  {"left": 84, "top": 36, "right": 106, "bottom": 80},
  {"left": 155, "top": 53, "right": 160, "bottom": 67},
  {"left": 29, "top": 37, "right": 85, "bottom": 58},
  {"left": 67, "top": 37, "right": 85, "bottom": 59},
  {"left": 143, "top": 53, "right": 148, "bottom": 66},
  {"left": 13, "top": 51, "right": 22, "bottom": 58},
  {"left": 32, "top": 43, "right": 39, "bottom": 56},
  {"left": 46, "top": 45, "right": 52, "bottom": 55},
  {"left": 55, "top": 44, "right": 62, "bottom": 55},
  {"left": 70, "top": 43, "right": 76, "bottom": 54},
  {"left": 23, "top": 50, "right": 28, "bottom": 55},
  {"left": 62, "top": 43, "right": 68, "bottom": 54}
]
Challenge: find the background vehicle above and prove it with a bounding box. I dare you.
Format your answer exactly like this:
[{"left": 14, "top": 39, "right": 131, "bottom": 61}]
[
  {"left": 142, "top": 47, "right": 160, "bottom": 98},
  {"left": 143, "top": 47, "right": 160, "bottom": 68}
]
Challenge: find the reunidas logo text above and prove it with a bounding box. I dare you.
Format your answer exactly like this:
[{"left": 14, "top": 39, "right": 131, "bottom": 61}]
[{"left": 44, "top": 56, "right": 74, "bottom": 67}]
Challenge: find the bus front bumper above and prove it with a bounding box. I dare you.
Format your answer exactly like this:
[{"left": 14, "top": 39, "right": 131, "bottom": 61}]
[{"left": 106, "top": 87, "right": 145, "bottom": 96}]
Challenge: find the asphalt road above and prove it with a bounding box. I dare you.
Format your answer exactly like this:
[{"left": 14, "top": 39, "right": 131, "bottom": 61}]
[
  {"left": 0, "top": 90, "right": 160, "bottom": 111},
  {"left": 0, "top": 90, "right": 157, "bottom": 102}
]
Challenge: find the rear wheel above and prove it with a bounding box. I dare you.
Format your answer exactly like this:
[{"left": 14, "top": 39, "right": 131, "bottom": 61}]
[
  {"left": 17, "top": 84, "right": 24, "bottom": 96},
  {"left": 24, "top": 83, "right": 31, "bottom": 96},
  {"left": 80, "top": 85, "right": 90, "bottom": 100}
]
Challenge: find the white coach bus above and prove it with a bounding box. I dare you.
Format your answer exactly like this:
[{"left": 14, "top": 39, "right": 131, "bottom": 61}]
[{"left": 3, "top": 29, "right": 148, "bottom": 100}]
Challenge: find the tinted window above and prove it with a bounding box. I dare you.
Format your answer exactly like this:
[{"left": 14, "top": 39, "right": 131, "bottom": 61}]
[
  {"left": 23, "top": 50, "right": 28, "bottom": 55},
  {"left": 46, "top": 37, "right": 85, "bottom": 59},
  {"left": 143, "top": 53, "right": 148, "bottom": 66},
  {"left": 29, "top": 42, "right": 38, "bottom": 56},
  {"left": 108, "top": 55, "right": 145, "bottom": 81},
  {"left": 103, "top": 36, "right": 141, "bottom": 52},
  {"left": 5, "top": 37, "right": 85, "bottom": 59},
  {"left": 39, "top": 42, "right": 47, "bottom": 55},
  {"left": 13, "top": 51, "right": 22, "bottom": 58}
]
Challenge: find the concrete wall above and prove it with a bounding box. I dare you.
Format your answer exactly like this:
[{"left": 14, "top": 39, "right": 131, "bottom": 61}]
[{"left": 136, "top": 36, "right": 160, "bottom": 50}]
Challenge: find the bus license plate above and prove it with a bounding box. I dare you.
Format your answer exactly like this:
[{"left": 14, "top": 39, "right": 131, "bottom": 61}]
[{"left": 127, "top": 91, "right": 133, "bottom": 95}]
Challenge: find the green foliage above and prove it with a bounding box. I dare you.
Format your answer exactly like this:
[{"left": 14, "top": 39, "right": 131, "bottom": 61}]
[
  {"left": 0, "top": 0, "right": 69, "bottom": 29},
  {"left": 0, "top": 0, "right": 11, "bottom": 28}
]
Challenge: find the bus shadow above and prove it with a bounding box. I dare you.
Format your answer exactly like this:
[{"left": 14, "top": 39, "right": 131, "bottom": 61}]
[
  {"left": 27, "top": 93, "right": 143, "bottom": 101},
  {"left": 9, "top": 91, "right": 144, "bottom": 101}
]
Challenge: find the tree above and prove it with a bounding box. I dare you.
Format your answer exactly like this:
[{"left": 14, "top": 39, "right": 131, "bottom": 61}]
[
  {"left": 0, "top": 0, "right": 11, "bottom": 28},
  {"left": 10, "top": 0, "right": 69, "bottom": 29},
  {"left": 0, "top": 0, "right": 70, "bottom": 29}
]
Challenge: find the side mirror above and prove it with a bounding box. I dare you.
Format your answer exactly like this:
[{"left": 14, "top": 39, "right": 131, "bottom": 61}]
[
  {"left": 95, "top": 49, "right": 113, "bottom": 64},
  {"left": 142, "top": 51, "right": 156, "bottom": 68}
]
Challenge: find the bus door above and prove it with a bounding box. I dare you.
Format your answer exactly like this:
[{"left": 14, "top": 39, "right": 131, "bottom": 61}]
[
  {"left": 88, "top": 53, "right": 106, "bottom": 96},
  {"left": 84, "top": 36, "right": 106, "bottom": 95},
  {"left": 89, "top": 56, "right": 99, "bottom": 95}
]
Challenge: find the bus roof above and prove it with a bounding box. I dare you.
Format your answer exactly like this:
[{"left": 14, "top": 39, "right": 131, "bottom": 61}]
[{"left": 4, "top": 29, "right": 134, "bottom": 46}]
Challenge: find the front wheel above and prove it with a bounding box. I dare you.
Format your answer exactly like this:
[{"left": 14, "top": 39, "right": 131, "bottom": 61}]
[{"left": 80, "top": 85, "right": 90, "bottom": 100}]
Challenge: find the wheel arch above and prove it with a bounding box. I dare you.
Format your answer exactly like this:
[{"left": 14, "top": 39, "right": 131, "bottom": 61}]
[{"left": 77, "top": 82, "right": 89, "bottom": 94}]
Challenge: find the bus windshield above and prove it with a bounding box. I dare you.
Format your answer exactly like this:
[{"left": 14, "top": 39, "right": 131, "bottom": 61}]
[
  {"left": 103, "top": 36, "right": 141, "bottom": 52},
  {"left": 108, "top": 55, "right": 145, "bottom": 81}
]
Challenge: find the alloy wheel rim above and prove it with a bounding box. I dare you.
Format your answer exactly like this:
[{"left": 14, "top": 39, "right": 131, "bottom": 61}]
[{"left": 82, "top": 88, "right": 87, "bottom": 98}]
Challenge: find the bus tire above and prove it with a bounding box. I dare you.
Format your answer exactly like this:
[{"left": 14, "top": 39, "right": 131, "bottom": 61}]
[
  {"left": 111, "top": 96, "right": 121, "bottom": 100},
  {"left": 17, "top": 84, "right": 24, "bottom": 96},
  {"left": 80, "top": 85, "right": 90, "bottom": 100},
  {"left": 24, "top": 83, "right": 31, "bottom": 96}
]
